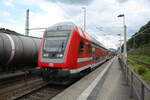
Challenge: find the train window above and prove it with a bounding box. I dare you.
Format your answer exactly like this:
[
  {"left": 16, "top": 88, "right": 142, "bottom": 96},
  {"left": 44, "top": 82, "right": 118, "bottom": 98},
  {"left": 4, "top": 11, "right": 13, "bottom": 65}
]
[
  {"left": 88, "top": 44, "right": 92, "bottom": 54},
  {"left": 78, "top": 41, "right": 84, "bottom": 53}
]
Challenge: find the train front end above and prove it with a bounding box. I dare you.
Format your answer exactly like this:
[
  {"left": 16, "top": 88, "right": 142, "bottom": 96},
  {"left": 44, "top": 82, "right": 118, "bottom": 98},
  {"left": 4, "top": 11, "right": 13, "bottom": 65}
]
[{"left": 38, "top": 22, "right": 75, "bottom": 83}]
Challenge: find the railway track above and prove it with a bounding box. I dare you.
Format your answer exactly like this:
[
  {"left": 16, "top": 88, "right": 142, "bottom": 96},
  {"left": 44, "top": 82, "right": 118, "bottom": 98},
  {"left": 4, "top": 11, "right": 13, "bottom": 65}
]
[
  {"left": 0, "top": 69, "right": 44, "bottom": 100},
  {"left": 128, "top": 58, "right": 150, "bottom": 68},
  {"left": 0, "top": 78, "right": 46, "bottom": 100},
  {"left": 0, "top": 70, "right": 70, "bottom": 100},
  {"left": 0, "top": 59, "right": 111, "bottom": 100},
  {"left": 15, "top": 84, "right": 67, "bottom": 100},
  {"left": 0, "top": 70, "right": 38, "bottom": 87}
]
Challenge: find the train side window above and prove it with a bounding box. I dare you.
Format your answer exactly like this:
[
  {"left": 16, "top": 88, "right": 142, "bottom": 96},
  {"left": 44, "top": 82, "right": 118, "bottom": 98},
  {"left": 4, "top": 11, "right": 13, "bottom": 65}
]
[
  {"left": 79, "top": 41, "right": 84, "bottom": 53},
  {"left": 88, "top": 44, "right": 92, "bottom": 54}
]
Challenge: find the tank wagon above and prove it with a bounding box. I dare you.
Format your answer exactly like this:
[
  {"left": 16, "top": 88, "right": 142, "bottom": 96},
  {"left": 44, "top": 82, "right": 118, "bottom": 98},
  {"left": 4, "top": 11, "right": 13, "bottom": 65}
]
[
  {"left": 0, "top": 33, "right": 40, "bottom": 71},
  {"left": 38, "top": 22, "right": 111, "bottom": 84}
]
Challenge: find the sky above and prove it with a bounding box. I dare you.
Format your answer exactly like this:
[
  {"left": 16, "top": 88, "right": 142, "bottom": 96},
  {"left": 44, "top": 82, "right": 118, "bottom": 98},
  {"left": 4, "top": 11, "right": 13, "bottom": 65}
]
[{"left": 0, "top": 0, "right": 150, "bottom": 49}]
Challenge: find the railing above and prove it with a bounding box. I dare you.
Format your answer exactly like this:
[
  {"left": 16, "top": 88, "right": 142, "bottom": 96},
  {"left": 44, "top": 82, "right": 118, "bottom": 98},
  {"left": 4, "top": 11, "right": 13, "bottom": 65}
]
[{"left": 119, "top": 58, "right": 150, "bottom": 100}]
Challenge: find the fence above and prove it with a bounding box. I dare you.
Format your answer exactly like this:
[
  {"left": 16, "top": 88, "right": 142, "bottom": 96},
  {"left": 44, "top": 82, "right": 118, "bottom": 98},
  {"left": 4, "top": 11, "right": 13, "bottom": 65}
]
[{"left": 119, "top": 58, "right": 150, "bottom": 100}]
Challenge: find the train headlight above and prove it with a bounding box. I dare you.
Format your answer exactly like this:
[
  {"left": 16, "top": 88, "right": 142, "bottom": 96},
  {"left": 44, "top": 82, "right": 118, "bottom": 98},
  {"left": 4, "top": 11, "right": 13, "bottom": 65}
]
[
  {"left": 56, "top": 53, "right": 63, "bottom": 58},
  {"left": 43, "top": 53, "right": 49, "bottom": 57}
]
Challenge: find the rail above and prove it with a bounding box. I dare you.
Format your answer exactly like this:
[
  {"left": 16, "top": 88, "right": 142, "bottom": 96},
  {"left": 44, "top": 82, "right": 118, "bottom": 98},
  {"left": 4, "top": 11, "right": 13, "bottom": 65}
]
[{"left": 119, "top": 58, "right": 150, "bottom": 100}]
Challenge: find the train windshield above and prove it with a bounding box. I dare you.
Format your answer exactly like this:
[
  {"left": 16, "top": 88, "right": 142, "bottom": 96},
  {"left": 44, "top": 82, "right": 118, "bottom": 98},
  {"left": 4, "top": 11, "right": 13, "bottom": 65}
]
[
  {"left": 43, "top": 36, "right": 67, "bottom": 52},
  {"left": 42, "top": 30, "right": 71, "bottom": 58},
  {"left": 42, "top": 24, "right": 74, "bottom": 58}
]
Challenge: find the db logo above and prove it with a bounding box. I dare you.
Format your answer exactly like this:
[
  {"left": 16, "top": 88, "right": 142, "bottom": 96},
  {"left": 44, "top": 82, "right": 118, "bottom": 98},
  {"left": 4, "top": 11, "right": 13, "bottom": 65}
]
[{"left": 49, "top": 63, "right": 54, "bottom": 67}]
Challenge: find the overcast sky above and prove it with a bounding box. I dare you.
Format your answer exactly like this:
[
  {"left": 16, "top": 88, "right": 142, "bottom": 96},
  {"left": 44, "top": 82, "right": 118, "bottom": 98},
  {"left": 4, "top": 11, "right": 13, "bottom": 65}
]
[{"left": 0, "top": 0, "right": 150, "bottom": 49}]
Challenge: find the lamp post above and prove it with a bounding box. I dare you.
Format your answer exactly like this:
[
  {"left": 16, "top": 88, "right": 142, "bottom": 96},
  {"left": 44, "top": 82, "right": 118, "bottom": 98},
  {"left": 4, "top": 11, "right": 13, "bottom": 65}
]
[
  {"left": 117, "top": 14, "right": 127, "bottom": 63},
  {"left": 82, "top": 7, "right": 86, "bottom": 31},
  {"left": 117, "top": 34, "right": 121, "bottom": 56}
]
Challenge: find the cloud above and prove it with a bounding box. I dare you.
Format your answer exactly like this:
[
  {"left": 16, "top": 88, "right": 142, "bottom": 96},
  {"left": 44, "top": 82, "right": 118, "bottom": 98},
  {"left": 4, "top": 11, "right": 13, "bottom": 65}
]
[
  {"left": 30, "top": 0, "right": 150, "bottom": 48},
  {"left": 0, "top": 21, "right": 25, "bottom": 35},
  {"left": 3, "top": 0, "right": 14, "bottom": 7},
  {"left": 2, "top": 12, "right": 11, "bottom": 17},
  {"left": 117, "top": 0, "right": 128, "bottom": 3},
  {"left": 97, "top": 35, "right": 119, "bottom": 49},
  {"left": 28, "top": 2, "right": 66, "bottom": 37},
  {"left": 45, "top": 0, "right": 93, "bottom": 5},
  {"left": 1, "top": 0, "right": 150, "bottom": 49}
]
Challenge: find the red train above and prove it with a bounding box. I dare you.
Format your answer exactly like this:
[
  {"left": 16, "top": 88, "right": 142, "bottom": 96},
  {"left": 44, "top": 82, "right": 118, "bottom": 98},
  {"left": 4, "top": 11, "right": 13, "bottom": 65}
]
[{"left": 38, "top": 22, "right": 111, "bottom": 83}]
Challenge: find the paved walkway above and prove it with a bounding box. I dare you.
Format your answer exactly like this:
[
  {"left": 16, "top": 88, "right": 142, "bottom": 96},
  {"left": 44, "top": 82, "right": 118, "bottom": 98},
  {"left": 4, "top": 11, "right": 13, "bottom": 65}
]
[
  {"left": 52, "top": 57, "right": 133, "bottom": 100},
  {"left": 94, "top": 57, "right": 132, "bottom": 100}
]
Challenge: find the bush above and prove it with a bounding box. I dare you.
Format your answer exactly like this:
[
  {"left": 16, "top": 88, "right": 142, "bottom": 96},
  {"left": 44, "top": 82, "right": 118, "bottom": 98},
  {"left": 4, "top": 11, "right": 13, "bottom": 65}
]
[{"left": 137, "top": 67, "right": 146, "bottom": 75}]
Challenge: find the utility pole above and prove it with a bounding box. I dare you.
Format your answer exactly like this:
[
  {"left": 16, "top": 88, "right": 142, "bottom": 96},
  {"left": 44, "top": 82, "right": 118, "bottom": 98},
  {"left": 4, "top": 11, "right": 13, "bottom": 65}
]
[
  {"left": 117, "top": 14, "right": 127, "bottom": 63},
  {"left": 117, "top": 34, "right": 121, "bottom": 56},
  {"left": 25, "top": 9, "right": 29, "bottom": 36},
  {"left": 124, "top": 20, "right": 127, "bottom": 63},
  {"left": 82, "top": 7, "right": 86, "bottom": 31}
]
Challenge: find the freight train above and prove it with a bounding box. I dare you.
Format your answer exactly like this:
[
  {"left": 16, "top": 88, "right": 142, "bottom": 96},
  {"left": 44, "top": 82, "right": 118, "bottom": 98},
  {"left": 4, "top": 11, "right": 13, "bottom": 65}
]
[
  {"left": 38, "top": 22, "right": 112, "bottom": 84},
  {"left": 0, "top": 33, "right": 40, "bottom": 71}
]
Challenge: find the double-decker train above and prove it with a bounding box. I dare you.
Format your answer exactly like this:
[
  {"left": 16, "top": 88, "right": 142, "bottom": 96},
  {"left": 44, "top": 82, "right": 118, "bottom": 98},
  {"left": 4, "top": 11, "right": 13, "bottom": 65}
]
[{"left": 38, "top": 22, "right": 111, "bottom": 84}]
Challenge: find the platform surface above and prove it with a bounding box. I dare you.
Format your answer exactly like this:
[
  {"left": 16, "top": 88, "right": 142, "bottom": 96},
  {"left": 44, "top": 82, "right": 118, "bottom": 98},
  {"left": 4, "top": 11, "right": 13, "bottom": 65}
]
[
  {"left": 52, "top": 57, "right": 132, "bottom": 100},
  {"left": 90, "top": 57, "right": 132, "bottom": 100}
]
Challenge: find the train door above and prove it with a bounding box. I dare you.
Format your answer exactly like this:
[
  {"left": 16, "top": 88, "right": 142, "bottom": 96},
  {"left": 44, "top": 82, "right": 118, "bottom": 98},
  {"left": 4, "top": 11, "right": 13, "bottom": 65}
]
[{"left": 92, "top": 47, "right": 95, "bottom": 64}]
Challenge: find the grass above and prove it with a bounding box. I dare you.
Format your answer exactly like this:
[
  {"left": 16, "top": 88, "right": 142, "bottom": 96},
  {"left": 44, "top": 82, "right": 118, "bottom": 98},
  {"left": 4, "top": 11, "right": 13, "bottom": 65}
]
[
  {"left": 128, "top": 43, "right": 150, "bottom": 56},
  {"left": 127, "top": 42, "right": 150, "bottom": 83},
  {"left": 127, "top": 60, "right": 150, "bottom": 84},
  {"left": 128, "top": 54, "right": 150, "bottom": 65}
]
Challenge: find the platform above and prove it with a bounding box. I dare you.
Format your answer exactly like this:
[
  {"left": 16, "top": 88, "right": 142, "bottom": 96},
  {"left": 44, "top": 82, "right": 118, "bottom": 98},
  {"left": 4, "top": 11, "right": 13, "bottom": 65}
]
[
  {"left": 90, "top": 57, "right": 132, "bottom": 100},
  {"left": 52, "top": 57, "right": 132, "bottom": 100}
]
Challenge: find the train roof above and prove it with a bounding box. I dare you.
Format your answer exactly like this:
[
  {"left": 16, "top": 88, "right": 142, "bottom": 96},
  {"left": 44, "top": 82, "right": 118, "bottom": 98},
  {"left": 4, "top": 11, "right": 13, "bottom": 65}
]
[
  {"left": 46, "top": 22, "right": 75, "bottom": 32},
  {"left": 46, "top": 22, "right": 107, "bottom": 50},
  {"left": 89, "top": 35, "right": 106, "bottom": 48},
  {"left": 77, "top": 27, "right": 107, "bottom": 50},
  {"left": 86, "top": 32, "right": 107, "bottom": 50}
]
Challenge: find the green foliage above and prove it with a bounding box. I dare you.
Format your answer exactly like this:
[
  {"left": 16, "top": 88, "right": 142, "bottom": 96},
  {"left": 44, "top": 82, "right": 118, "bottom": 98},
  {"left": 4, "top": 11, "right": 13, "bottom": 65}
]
[
  {"left": 127, "top": 20, "right": 150, "bottom": 84},
  {"left": 143, "top": 72, "right": 150, "bottom": 83},
  {"left": 128, "top": 54, "right": 150, "bottom": 64},
  {"left": 127, "top": 60, "right": 150, "bottom": 84},
  {"left": 0, "top": 28, "right": 22, "bottom": 35},
  {"left": 127, "top": 21, "right": 150, "bottom": 52},
  {"left": 139, "top": 21, "right": 150, "bottom": 33},
  {"left": 128, "top": 43, "right": 150, "bottom": 56},
  {"left": 127, "top": 34, "right": 150, "bottom": 50},
  {"left": 137, "top": 66, "right": 146, "bottom": 75}
]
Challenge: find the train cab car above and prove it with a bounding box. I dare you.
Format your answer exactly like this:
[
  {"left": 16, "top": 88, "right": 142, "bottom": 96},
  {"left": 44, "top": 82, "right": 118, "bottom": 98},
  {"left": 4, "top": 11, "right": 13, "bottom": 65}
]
[{"left": 38, "top": 22, "right": 109, "bottom": 83}]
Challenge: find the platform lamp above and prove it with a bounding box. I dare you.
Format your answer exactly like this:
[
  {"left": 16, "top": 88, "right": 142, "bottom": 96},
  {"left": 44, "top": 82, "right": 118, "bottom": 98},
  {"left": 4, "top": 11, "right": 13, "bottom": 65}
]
[
  {"left": 117, "top": 14, "right": 127, "bottom": 64},
  {"left": 117, "top": 34, "right": 121, "bottom": 57}
]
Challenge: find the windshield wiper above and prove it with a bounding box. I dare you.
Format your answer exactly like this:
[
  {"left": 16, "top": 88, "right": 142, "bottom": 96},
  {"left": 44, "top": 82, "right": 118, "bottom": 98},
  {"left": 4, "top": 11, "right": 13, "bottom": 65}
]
[{"left": 57, "top": 41, "right": 64, "bottom": 52}]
